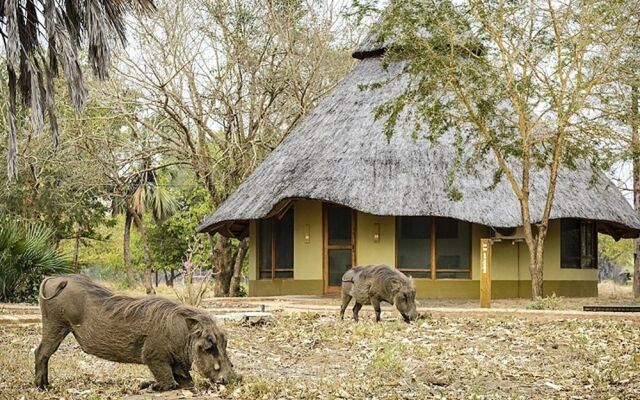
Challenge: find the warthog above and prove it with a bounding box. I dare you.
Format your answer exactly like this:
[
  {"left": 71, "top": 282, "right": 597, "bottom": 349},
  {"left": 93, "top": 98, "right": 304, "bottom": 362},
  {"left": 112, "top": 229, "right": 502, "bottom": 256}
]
[
  {"left": 35, "top": 274, "right": 241, "bottom": 391},
  {"left": 340, "top": 265, "right": 418, "bottom": 323}
]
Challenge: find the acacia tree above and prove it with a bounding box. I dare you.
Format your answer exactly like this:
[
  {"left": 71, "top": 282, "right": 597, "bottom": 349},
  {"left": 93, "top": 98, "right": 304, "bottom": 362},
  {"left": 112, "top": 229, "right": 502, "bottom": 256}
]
[
  {"left": 600, "top": 26, "right": 640, "bottom": 297},
  {"left": 362, "top": 0, "right": 639, "bottom": 298},
  {"left": 0, "top": 0, "right": 154, "bottom": 180},
  {"left": 113, "top": 0, "right": 356, "bottom": 296},
  {"left": 78, "top": 99, "right": 180, "bottom": 293}
]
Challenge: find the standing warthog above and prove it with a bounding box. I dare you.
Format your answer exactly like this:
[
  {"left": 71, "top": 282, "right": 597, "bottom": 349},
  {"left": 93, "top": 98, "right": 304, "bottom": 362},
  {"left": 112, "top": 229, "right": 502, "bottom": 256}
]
[
  {"left": 35, "top": 274, "right": 241, "bottom": 391},
  {"left": 340, "top": 265, "right": 418, "bottom": 323}
]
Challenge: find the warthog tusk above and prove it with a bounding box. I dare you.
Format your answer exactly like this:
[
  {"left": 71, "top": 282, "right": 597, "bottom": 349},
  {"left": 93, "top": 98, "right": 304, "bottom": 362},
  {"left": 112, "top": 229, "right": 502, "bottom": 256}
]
[{"left": 214, "top": 362, "right": 220, "bottom": 371}]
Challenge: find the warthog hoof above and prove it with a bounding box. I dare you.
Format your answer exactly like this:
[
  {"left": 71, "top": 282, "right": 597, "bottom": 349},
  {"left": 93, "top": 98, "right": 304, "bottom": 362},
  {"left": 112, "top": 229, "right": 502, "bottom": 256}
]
[
  {"left": 35, "top": 380, "right": 50, "bottom": 390},
  {"left": 139, "top": 380, "right": 178, "bottom": 391},
  {"left": 139, "top": 380, "right": 154, "bottom": 390},
  {"left": 152, "top": 381, "right": 179, "bottom": 391},
  {"left": 35, "top": 373, "right": 50, "bottom": 390}
]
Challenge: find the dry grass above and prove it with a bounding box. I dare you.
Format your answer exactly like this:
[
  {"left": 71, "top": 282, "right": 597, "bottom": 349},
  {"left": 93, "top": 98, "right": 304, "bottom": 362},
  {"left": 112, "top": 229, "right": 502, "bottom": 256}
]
[{"left": 1, "top": 312, "right": 639, "bottom": 399}]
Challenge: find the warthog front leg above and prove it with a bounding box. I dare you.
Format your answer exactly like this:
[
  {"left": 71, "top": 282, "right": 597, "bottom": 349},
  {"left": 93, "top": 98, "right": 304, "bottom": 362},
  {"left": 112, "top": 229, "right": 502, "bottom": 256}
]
[
  {"left": 371, "top": 298, "right": 382, "bottom": 322},
  {"left": 172, "top": 364, "right": 193, "bottom": 388},
  {"left": 35, "top": 324, "right": 70, "bottom": 389},
  {"left": 144, "top": 362, "right": 178, "bottom": 391},
  {"left": 142, "top": 343, "right": 178, "bottom": 391},
  {"left": 352, "top": 302, "right": 363, "bottom": 322}
]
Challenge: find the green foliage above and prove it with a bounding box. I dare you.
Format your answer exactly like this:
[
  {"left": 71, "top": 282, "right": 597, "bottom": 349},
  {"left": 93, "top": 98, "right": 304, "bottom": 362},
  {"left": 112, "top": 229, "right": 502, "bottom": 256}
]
[
  {"left": 148, "top": 185, "right": 213, "bottom": 271},
  {"left": 0, "top": 219, "right": 73, "bottom": 303},
  {"left": 58, "top": 215, "right": 147, "bottom": 278},
  {"left": 236, "top": 283, "right": 248, "bottom": 297},
  {"left": 599, "top": 235, "right": 634, "bottom": 272},
  {"left": 0, "top": 75, "right": 124, "bottom": 245},
  {"left": 526, "top": 293, "right": 564, "bottom": 310}
]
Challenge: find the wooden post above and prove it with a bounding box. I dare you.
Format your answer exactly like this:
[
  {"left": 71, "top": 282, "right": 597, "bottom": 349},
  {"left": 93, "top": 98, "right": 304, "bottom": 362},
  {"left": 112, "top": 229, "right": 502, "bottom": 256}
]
[{"left": 480, "top": 239, "right": 492, "bottom": 308}]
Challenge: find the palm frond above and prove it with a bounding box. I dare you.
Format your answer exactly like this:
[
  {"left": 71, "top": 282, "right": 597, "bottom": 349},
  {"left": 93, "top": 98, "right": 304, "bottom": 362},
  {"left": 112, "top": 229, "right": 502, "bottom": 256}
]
[
  {"left": 132, "top": 185, "right": 147, "bottom": 216},
  {"left": 149, "top": 185, "right": 178, "bottom": 223},
  {"left": 0, "top": 0, "right": 156, "bottom": 180}
]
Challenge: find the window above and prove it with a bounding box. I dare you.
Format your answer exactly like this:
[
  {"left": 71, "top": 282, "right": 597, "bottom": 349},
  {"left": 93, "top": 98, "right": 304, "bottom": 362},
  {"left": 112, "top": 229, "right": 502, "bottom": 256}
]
[
  {"left": 396, "top": 216, "right": 432, "bottom": 278},
  {"left": 561, "top": 219, "right": 597, "bottom": 269},
  {"left": 258, "top": 208, "right": 294, "bottom": 279},
  {"left": 435, "top": 218, "right": 471, "bottom": 279},
  {"left": 396, "top": 217, "right": 471, "bottom": 279}
]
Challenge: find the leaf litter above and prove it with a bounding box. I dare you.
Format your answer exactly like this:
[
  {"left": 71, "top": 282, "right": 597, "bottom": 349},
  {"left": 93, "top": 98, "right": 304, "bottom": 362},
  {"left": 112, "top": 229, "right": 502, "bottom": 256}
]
[{"left": 0, "top": 312, "right": 638, "bottom": 399}]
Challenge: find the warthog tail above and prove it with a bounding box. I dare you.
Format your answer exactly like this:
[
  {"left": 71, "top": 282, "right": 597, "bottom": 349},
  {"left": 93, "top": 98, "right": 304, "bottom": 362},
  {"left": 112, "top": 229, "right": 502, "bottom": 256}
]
[{"left": 39, "top": 277, "right": 68, "bottom": 301}]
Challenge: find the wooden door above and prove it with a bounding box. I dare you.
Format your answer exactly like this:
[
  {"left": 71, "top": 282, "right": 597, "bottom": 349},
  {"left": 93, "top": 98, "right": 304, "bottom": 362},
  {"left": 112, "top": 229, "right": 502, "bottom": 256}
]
[{"left": 323, "top": 204, "right": 356, "bottom": 293}]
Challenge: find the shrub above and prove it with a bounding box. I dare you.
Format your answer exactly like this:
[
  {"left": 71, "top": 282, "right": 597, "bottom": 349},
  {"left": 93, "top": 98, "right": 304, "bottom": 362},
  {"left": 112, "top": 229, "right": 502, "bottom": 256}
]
[
  {"left": 526, "top": 293, "right": 564, "bottom": 310},
  {"left": 0, "top": 220, "right": 73, "bottom": 303}
]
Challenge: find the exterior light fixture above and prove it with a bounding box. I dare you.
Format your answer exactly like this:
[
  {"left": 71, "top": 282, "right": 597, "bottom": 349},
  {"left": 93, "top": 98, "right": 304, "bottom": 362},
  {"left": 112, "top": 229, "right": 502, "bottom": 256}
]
[
  {"left": 304, "top": 224, "right": 311, "bottom": 243},
  {"left": 373, "top": 223, "right": 380, "bottom": 243}
]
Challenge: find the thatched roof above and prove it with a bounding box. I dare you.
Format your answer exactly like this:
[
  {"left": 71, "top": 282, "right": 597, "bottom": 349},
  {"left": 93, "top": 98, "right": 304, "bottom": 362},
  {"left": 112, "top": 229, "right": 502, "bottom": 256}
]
[{"left": 198, "top": 50, "right": 640, "bottom": 240}]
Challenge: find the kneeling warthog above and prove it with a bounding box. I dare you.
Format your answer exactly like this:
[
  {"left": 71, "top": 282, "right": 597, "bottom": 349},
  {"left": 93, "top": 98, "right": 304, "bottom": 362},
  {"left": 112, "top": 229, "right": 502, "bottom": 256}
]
[
  {"left": 35, "top": 274, "right": 241, "bottom": 391},
  {"left": 340, "top": 265, "right": 418, "bottom": 323}
]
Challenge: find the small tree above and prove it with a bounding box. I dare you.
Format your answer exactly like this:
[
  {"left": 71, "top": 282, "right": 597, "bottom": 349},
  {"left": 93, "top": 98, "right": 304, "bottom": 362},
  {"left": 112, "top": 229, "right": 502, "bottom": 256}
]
[
  {"left": 174, "top": 238, "right": 212, "bottom": 307},
  {"left": 360, "top": 0, "right": 639, "bottom": 298}
]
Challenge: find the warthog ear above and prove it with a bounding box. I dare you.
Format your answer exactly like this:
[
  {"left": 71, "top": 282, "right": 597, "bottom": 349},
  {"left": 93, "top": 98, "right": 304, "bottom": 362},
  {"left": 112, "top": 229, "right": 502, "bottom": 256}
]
[
  {"left": 408, "top": 276, "right": 415, "bottom": 289},
  {"left": 185, "top": 317, "right": 201, "bottom": 333}
]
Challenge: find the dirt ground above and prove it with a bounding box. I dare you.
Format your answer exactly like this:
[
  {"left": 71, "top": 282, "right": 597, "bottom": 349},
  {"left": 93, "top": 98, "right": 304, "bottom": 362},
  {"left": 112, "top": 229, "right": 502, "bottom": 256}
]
[{"left": 1, "top": 282, "right": 639, "bottom": 400}]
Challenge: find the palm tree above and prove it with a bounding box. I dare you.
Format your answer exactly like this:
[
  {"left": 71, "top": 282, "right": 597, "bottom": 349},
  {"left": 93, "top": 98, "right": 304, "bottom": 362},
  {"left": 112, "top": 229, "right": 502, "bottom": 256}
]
[
  {"left": 115, "top": 169, "right": 177, "bottom": 294},
  {"left": 0, "top": 0, "right": 155, "bottom": 180},
  {"left": 0, "top": 219, "right": 72, "bottom": 302}
]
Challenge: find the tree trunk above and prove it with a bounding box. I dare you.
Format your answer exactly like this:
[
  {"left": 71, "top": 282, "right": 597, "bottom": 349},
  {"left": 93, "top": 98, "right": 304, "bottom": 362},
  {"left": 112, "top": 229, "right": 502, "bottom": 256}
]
[
  {"left": 528, "top": 236, "right": 546, "bottom": 298},
  {"left": 211, "top": 234, "right": 235, "bottom": 297},
  {"left": 164, "top": 270, "right": 175, "bottom": 287},
  {"left": 123, "top": 211, "right": 135, "bottom": 288},
  {"left": 522, "top": 221, "right": 548, "bottom": 299},
  {"left": 631, "top": 84, "right": 640, "bottom": 298},
  {"left": 132, "top": 212, "right": 156, "bottom": 295},
  {"left": 72, "top": 230, "right": 81, "bottom": 269},
  {"left": 230, "top": 238, "right": 249, "bottom": 297}
]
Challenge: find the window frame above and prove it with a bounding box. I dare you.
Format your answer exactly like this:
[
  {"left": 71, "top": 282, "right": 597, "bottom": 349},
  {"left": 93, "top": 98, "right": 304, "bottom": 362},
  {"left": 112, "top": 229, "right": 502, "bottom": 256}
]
[
  {"left": 257, "top": 208, "right": 294, "bottom": 280},
  {"left": 395, "top": 216, "right": 472, "bottom": 280},
  {"left": 560, "top": 219, "right": 598, "bottom": 269}
]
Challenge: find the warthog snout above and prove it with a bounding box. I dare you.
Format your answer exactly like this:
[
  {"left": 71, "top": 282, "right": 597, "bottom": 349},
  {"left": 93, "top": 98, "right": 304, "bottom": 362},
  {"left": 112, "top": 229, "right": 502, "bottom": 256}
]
[
  {"left": 395, "top": 288, "right": 418, "bottom": 323},
  {"left": 401, "top": 309, "right": 419, "bottom": 323},
  {"left": 216, "top": 370, "right": 243, "bottom": 385}
]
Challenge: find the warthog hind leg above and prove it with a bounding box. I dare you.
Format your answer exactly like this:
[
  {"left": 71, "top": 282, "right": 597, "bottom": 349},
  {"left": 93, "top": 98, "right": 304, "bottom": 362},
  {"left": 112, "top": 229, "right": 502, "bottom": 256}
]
[
  {"left": 35, "top": 325, "right": 70, "bottom": 389},
  {"left": 340, "top": 292, "right": 352, "bottom": 320}
]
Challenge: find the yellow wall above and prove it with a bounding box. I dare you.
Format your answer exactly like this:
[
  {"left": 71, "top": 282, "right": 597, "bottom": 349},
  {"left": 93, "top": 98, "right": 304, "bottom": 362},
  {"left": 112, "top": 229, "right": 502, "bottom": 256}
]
[
  {"left": 293, "top": 200, "right": 323, "bottom": 280},
  {"left": 356, "top": 213, "right": 396, "bottom": 266},
  {"left": 248, "top": 205, "right": 598, "bottom": 298},
  {"left": 486, "top": 220, "right": 597, "bottom": 282}
]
